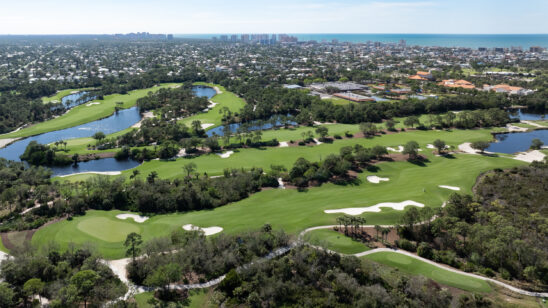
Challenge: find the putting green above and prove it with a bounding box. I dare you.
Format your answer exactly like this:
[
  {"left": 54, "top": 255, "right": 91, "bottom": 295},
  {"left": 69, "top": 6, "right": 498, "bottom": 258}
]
[
  {"left": 36, "top": 153, "right": 523, "bottom": 259},
  {"left": 77, "top": 217, "right": 140, "bottom": 242},
  {"left": 364, "top": 251, "right": 492, "bottom": 293},
  {"left": 306, "top": 229, "right": 369, "bottom": 254}
]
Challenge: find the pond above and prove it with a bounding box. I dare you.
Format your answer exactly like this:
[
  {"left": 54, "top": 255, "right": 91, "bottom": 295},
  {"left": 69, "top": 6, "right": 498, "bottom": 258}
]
[
  {"left": 192, "top": 86, "right": 217, "bottom": 99},
  {"left": 488, "top": 129, "right": 548, "bottom": 154},
  {"left": 509, "top": 110, "right": 546, "bottom": 121},
  {"left": 0, "top": 85, "right": 218, "bottom": 176},
  {"left": 49, "top": 91, "right": 96, "bottom": 112},
  {"left": 206, "top": 116, "right": 297, "bottom": 137}
]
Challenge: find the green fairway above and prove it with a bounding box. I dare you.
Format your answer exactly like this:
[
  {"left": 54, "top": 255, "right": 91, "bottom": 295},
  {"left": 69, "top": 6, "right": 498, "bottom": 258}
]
[
  {"left": 306, "top": 228, "right": 369, "bottom": 254},
  {"left": 77, "top": 217, "right": 140, "bottom": 242},
  {"left": 179, "top": 83, "right": 246, "bottom": 129},
  {"left": 1, "top": 83, "right": 178, "bottom": 139},
  {"left": 363, "top": 251, "right": 492, "bottom": 293},
  {"left": 118, "top": 128, "right": 499, "bottom": 179},
  {"left": 39, "top": 153, "right": 523, "bottom": 259}
]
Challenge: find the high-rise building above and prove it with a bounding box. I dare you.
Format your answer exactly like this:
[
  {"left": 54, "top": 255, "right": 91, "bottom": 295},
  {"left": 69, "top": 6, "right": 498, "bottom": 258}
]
[
  {"left": 270, "top": 34, "right": 277, "bottom": 45},
  {"left": 167, "top": 34, "right": 174, "bottom": 40},
  {"left": 530, "top": 46, "right": 544, "bottom": 53},
  {"left": 220, "top": 35, "right": 228, "bottom": 42},
  {"left": 241, "top": 34, "right": 249, "bottom": 43},
  {"left": 231, "top": 34, "right": 238, "bottom": 42}
]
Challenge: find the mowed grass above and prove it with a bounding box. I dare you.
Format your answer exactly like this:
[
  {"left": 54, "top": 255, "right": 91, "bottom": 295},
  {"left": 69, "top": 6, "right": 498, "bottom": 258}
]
[
  {"left": 1, "top": 83, "right": 178, "bottom": 139},
  {"left": 179, "top": 83, "right": 246, "bottom": 129},
  {"left": 119, "top": 128, "right": 499, "bottom": 179},
  {"left": 134, "top": 289, "right": 213, "bottom": 308},
  {"left": 306, "top": 229, "right": 369, "bottom": 254},
  {"left": 363, "top": 251, "right": 492, "bottom": 293},
  {"left": 77, "top": 217, "right": 140, "bottom": 242},
  {"left": 39, "top": 154, "right": 523, "bottom": 259}
]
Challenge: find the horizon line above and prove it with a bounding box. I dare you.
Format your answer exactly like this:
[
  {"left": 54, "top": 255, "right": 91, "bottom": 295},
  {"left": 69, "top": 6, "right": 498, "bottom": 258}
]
[{"left": 1, "top": 33, "right": 548, "bottom": 36}]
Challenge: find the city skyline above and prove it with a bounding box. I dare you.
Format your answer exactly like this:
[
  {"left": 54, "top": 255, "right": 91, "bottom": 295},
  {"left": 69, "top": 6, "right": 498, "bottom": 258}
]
[{"left": 1, "top": 0, "right": 547, "bottom": 35}]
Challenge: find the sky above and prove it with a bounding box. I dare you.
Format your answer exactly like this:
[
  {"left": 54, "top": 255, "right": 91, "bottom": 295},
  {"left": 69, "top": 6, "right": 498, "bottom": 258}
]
[{"left": 0, "top": 0, "right": 547, "bottom": 35}]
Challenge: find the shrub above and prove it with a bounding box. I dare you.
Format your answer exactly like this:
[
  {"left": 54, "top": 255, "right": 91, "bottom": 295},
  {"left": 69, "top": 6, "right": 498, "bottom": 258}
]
[
  {"left": 417, "top": 242, "right": 433, "bottom": 259},
  {"left": 396, "top": 239, "right": 416, "bottom": 252},
  {"left": 334, "top": 134, "right": 342, "bottom": 139}
]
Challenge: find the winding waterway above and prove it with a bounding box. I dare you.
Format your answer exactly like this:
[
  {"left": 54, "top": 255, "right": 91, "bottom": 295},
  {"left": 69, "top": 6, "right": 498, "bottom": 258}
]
[{"left": 0, "top": 86, "right": 217, "bottom": 177}]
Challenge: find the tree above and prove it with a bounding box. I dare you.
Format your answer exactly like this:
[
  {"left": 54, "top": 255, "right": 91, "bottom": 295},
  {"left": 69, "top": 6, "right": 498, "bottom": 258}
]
[
  {"left": 315, "top": 126, "right": 329, "bottom": 140},
  {"left": 92, "top": 131, "right": 106, "bottom": 140},
  {"left": 433, "top": 139, "right": 446, "bottom": 154},
  {"left": 144, "top": 263, "right": 182, "bottom": 299},
  {"left": 191, "top": 120, "right": 202, "bottom": 135},
  {"left": 403, "top": 141, "right": 420, "bottom": 159},
  {"left": 359, "top": 122, "right": 377, "bottom": 137},
  {"left": 530, "top": 138, "right": 544, "bottom": 150},
  {"left": 0, "top": 283, "right": 14, "bottom": 307},
  {"left": 404, "top": 116, "right": 420, "bottom": 128},
  {"left": 124, "top": 232, "right": 143, "bottom": 263},
  {"left": 23, "top": 278, "right": 45, "bottom": 304},
  {"left": 385, "top": 119, "right": 396, "bottom": 131},
  {"left": 204, "top": 136, "right": 220, "bottom": 152},
  {"left": 147, "top": 171, "right": 158, "bottom": 184},
  {"left": 72, "top": 153, "right": 79, "bottom": 166},
  {"left": 470, "top": 141, "right": 490, "bottom": 154},
  {"left": 70, "top": 270, "right": 99, "bottom": 308},
  {"left": 374, "top": 225, "right": 381, "bottom": 241},
  {"left": 130, "top": 169, "right": 140, "bottom": 180},
  {"left": 183, "top": 162, "right": 197, "bottom": 178}
]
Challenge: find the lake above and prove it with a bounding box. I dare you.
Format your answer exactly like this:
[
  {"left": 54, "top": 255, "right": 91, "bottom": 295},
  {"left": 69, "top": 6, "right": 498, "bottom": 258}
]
[{"left": 488, "top": 130, "right": 548, "bottom": 154}]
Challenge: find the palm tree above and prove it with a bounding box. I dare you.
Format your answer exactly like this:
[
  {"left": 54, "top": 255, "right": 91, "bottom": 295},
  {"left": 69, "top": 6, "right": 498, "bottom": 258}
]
[{"left": 374, "top": 225, "right": 381, "bottom": 241}]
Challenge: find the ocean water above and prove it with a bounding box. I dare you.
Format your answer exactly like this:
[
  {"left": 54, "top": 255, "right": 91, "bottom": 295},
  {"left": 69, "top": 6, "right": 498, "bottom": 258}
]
[{"left": 175, "top": 33, "right": 548, "bottom": 49}]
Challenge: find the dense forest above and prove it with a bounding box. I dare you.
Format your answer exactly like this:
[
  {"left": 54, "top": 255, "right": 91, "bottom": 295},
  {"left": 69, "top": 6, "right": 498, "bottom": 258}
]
[
  {"left": 0, "top": 246, "right": 126, "bottom": 307},
  {"left": 397, "top": 160, "right": 548, "bottom": 290}
]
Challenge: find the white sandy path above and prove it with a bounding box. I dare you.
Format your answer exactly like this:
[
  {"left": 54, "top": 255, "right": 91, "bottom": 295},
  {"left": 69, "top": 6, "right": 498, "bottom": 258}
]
[
  {"left": 279, "top": 141, "right": 289, "bottom": 147},
  {"left": 521, "top": 120, "right": 547, "bottom": 128},
  {"left": 183, "top": 224, "right": 223, "bottom": 236},
  {"left": 131, "top": 111, "right": 154, "bottom": 128},
  {"left": 506, "top": 124, "right": 528, "bottom": 132},
  {"left": 201, "top": 123, "right": 214, "bottom": 129},
  {"left": 458, "top": 142, "right": 494, "bottom": 155},
  {"left": 439, "top": 185, "right": 461, "bottom": 191},
  {"left": 278, "top": 178, "right": 285, "bottom": 189},
  {"left": 213, "top": 86, "right": 223, "bottom": 94},
  {"left": 514, "top": 150, "right": 546, "bottom": 163},
  {"left": 387, "top": 145, "right": 404, "bottom": 152},
  {"left": 58, "top": 171, "right": 121, "bottom": 177},
  {"left": 0, "top": 138, "right": 20, "bottom": 149},
  {"left": 366, "top": 176, "right": 389, "bottom": 184},
  {"left": 116, "top": 214, "right": 149, "bottom": 223},
  {"left": 85, "top": 102, "right": 100, "bottom": 106},
  {"left": 217, "top": 151, "right": 234, "bottom": 158},
  {"left": 324, "top": 200, "right": 424, "bottom": 215}
]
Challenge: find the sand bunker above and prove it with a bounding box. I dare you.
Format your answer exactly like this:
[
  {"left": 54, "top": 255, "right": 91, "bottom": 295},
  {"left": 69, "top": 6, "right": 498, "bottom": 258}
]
[
  {"left": 86, "top": 102, "right": 100, "bottom": 106},
  {"left": 387, "top": 145, "right": 404, "bottom": 152},
  {"left": 457, "top": 142, "right": 494, "bottom": 155},
  {"left": 183, "top": 224, "right": 223, "bottom": 236},
  {"left": 201, "top": 123, "right": 214, "bottom": 129},
  {"left": 131, "top": 111, "right": 154, "bottom": 128},
  {"left": 59, "top": 171, "right": 121, "bottom": 177},
  {"left": 279, "top": 141, "right": 289, "bottom": 147},
  {"left": 217, "top": 151, "right": 234, "bottom": 158},
  {"left": 324, "top": 200, "right": 424, "bottom": 215},
  {"left": 439, "top": 185, "right": 461, "bottom": 191},
  {"left": 116, "top": 214, "right": 149, "bottom": 223},
  {"left": 278, "top": 178, "right": 285, "bottom": 189},
  {"left": 427, "top": 144, "right": 450, "bottom": 150},
  {"left": 176, "top": 148, "right": 187, "bottom": 157},
  {"left": 366, "top": 176, "right": 389, "bottom": 184},
  {"left": 313, "top": 138, "right": 323, "bottom": 145},
  {"left": 0, "top": 138, "right": 20, "bottom": 149},
  {"left": 514, "top": 150, "right": 546, "bottom": 163}
]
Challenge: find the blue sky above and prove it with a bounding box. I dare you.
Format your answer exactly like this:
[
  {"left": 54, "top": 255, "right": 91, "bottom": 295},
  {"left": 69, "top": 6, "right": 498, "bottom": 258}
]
[{"left": 1, "top": 0, "right": 546, "bottom": 34}]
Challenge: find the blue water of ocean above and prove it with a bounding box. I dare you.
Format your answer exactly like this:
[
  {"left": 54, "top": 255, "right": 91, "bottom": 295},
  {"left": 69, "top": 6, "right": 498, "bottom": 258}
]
[{"left": 175, "top": 33, "right": 548, "bottom": 49}]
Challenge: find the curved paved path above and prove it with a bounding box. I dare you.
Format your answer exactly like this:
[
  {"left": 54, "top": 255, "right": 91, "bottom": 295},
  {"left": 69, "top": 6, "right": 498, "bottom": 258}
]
[{"left": 299, "top": 225, "right": 548, "bottom": 298}]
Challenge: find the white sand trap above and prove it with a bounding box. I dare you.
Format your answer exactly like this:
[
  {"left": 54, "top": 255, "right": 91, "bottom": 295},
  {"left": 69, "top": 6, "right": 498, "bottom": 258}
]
[
  {"left": 207, "top": 101, "right": 217, "bottom": 109},
  {"left": 183, "top": 224, "right": 223, "bottom": 236},
  {"left": 0, "top": 138, "right": 20, "bottom": 149},
  {"left": 217, "top": 151, "right": 234, "bottom": 158},
  {"left": 458, "top": 142, "right": 493, "bottom": 155},
  {"left": 201, "top": 123, "right": 214, "bottom": 129},
  {"left": 427, "top": 144, "right": 451, "bottom": 150},
  {"left": 86, "top": 102, "right": 100, "bottom": 106},
  {"left": 313, "top": 138, "right": 323, "bottom": 145},
  {"left": 506, "top": 124, "right": 528, "bottom": 132},
  {"left": 366, "top": 176, "right": 389, "bottom": 184},
  {"left": 176, "top": 148, "right": 187, "bottom": 157},
  {"left": 131, "top": 111, "right": 154, "bottom": 128},
  {"left": 387, "top": 145, "right": 404, "bottom": 152},
  {"left": 278, "top": 178, "right": 285, "bottom": 189},
  {"left": 324, "top": 200, "right": 424, "bottom": 215},
  {"left": 279, "top": 141, "right": 289, "bottom": 147},
  {"left": 213, "top": 86, "right": 223, "bottom": 94},
  {"left": 116, "top": 214, "right": 149, "bottom": 223},
  {"left": 439, "top": 185, "right": 461, "bottom": 191},
  {"left": 514, "top": 150, "right": 546, "bottom": 163},
  {"left": 58, "top": 171, "right": 121, "bottom": 177}
]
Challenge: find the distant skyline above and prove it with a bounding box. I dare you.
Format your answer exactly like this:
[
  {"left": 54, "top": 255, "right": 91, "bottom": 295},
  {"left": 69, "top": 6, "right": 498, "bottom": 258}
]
[{"left": 1, "top": 0, "right": 547, "bottom": 35}]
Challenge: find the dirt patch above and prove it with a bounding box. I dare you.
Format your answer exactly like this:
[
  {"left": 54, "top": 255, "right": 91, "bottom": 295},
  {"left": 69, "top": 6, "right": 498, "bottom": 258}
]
[{"left": 0, "top": 216, "right": 67, "bottom": 251}]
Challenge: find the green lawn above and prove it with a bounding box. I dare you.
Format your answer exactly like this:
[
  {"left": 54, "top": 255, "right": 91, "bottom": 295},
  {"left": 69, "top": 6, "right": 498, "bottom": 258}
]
[
  {"left": 0, "top": 83, "right": 178, "bottom": 139},
  {"left": 118, "top": 128, "right": 499, "bottom": 179},
  {"left": 134, "top": 289, "right": 212, "bottom": 308},
  {"left": 306, "top": 228, "right": 369, "bottom": 254},
  {"left": 39, "top": 153, "right": 523, "bottom": 259},
  {"left": 363, "top": 251, "right": 492, "bottom": 293}
]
